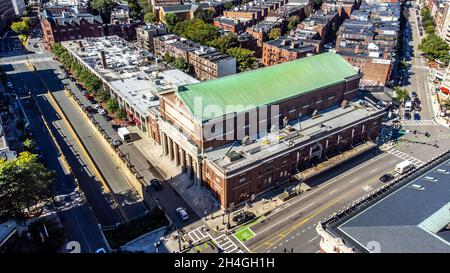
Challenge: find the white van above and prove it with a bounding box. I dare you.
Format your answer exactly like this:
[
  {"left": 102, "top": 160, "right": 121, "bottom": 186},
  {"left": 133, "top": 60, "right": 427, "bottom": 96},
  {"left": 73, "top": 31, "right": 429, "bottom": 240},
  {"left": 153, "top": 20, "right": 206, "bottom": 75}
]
[{"left": 395, "top": 160, "right": 414, "bottom": 174}]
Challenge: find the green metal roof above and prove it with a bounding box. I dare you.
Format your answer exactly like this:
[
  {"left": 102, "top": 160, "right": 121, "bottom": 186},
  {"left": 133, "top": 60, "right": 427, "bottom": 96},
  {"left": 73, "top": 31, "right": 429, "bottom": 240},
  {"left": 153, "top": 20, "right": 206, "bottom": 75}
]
[{"left": 176, "top": 52, "right": 358, "bottom": 122}]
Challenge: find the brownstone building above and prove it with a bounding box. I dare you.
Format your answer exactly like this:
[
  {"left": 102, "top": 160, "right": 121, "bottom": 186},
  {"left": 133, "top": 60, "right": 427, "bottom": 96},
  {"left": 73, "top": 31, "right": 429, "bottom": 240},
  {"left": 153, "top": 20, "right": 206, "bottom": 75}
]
[
  {"left": 262, "top": 36, "right": 319, "bottom": 66},
  {"left": 151, "top": 53, "right": 385, "bottom": 208},
  {"left": 40, "top": 10, "right": 104, "bottom": 45}
]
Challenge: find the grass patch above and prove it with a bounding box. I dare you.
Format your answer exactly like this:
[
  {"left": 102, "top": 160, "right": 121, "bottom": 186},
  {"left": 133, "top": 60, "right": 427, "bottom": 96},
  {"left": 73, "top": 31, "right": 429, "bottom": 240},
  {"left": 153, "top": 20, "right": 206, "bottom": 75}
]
[
  {"left": 104, "top": 207, "right": 169, "bottom": 249},
  {"left": 234, "top": 216, "right": 265, "bottom": 242}
]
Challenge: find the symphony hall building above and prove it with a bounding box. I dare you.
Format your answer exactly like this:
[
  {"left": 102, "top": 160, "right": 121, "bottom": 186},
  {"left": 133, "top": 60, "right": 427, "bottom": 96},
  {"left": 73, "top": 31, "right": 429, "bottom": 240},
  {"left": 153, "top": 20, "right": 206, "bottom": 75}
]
[{"left": 148, "top": 52, "right": 386, "bottom": 209}]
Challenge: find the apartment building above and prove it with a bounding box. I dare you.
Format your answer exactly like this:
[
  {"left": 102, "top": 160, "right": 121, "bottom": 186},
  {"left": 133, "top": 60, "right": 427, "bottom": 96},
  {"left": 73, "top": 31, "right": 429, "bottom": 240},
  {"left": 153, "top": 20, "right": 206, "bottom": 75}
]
[
  {"left": 136, "top": 23, "right": 168, "bottom": 52},
  {"left": 321, "top": 0, "right": 362, "bottom": 23},
  {"left": 154, "top": 34, "right": 236, "bottom": 81},
  {"left": 158, "top": 3, "right": 211, "bottom": 23},
  {"left": 40, "top": 10, "right": 104, "bottom": 45},
  {"left": 336, "top": 2, "right": 400, "bottom": 86},
  {"left": 262, "top": 36, "right": 318, "bottom": 66},
  {"left": 223, "top": 0, "right": 288, "bottom": 22},
  {"left": 152, "top": 52, "right": 385, "bottom": 208},
  {"left": 246, "top": 16, "right": 285, "bottom": 48},
  {"left": 298, "top": 9, "right": 340, "bottom": 43},
  {"left": 61, "top": 36, "right": 199, "bottom": 133},
  {"left": 213, "top": 16, "right": 253, "bottom": 34}
]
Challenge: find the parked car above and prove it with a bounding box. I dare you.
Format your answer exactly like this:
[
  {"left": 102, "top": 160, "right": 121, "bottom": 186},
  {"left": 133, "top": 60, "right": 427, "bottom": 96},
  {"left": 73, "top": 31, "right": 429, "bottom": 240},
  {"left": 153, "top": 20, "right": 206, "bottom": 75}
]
[
  {"left": 176, "top": 207, "right": 189, "bottom": 221},
  {"left": 89, "top": 98, "right": 98, "bottom": 104},
  {"left": 98, "top": 108, "right": 106, "bottom": 115},
  {"left": 414, "top": 111, "right": 421, "bottom": 120},
  {"left": 93, "top": 104, "right": 100, "bottom": 110},
  {"left": 111, "top": 138, "right": 121, "bottom": 147},
  {"left": 103, "top": 114, "right": 112, "bottom": 121},
  {"left": 111, "top": 124, "right": 120, "bottom": 131},
  {"left": 150, "top": 179, "right": 163, "bottom": 191},
  {"left": 379, "top": 174, "right": 394, "bottom": 182},
  {"left": 85, "top": 106, "right": 95, "bottom": 114}
]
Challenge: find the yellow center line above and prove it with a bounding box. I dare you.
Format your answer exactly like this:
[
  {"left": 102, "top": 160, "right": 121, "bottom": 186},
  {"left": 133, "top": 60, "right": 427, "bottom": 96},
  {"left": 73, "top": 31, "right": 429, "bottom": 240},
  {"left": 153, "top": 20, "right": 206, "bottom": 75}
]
[{"left": 252, "top": 177, "right": 381, "bottom": 252}]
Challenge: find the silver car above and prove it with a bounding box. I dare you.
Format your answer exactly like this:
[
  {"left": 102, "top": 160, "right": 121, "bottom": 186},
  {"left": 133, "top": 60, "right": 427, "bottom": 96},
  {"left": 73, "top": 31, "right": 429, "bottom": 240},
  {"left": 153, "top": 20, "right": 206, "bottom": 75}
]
[{"left": 176, "top": 207, "right": 189, "bottom": 221}]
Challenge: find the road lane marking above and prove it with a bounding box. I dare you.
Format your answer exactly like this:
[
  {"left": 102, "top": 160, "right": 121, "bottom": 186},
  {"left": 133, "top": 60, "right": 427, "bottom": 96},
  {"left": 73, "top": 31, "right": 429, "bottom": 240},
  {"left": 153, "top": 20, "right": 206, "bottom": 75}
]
[
  {"left": 307, "top": 236, "right": 318, "bottom": 244},
  {"left": 370, "top": 168, "right": 379, "bottom": 173},
  {"left": 251, "top": 176, "right": 381, "bottom": 252},
  {"left": 328, "top": 189, "right": 337, "bottom": 195}
]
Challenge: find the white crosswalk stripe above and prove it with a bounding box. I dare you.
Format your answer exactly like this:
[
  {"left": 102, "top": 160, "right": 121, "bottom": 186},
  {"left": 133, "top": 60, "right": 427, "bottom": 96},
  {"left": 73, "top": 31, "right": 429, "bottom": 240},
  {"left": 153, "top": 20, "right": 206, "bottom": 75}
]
[
  {"left": 184, "top": 225, "right": 243, "bottom": 253},
  {"left": 213, "top": 234, "right": 238, "bottom": 253},
  {"left": 411, "top": 65, "right": 429, "bottom": 70},
  {"left": 386, "top": 148, "right": 424, "bottom": 167},
  {"left": 186, "top": 226, "right": 209, "bottom": 243},
  {"left": 400, "top": 120, "right": 438, "bottom": 126}
]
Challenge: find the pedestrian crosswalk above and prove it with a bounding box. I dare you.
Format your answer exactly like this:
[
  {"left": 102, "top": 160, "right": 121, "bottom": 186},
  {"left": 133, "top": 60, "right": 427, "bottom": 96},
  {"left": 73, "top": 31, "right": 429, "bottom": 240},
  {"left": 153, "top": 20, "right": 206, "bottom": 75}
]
[
  {"left": 213, "top": 234, "right": 239, "bottom": 253},
  {"left": 187, "top": 226, "right": 210, "bottom": 243},
  {"left": 401, "top": 120, "right": 438, "bottom": 126},
  {"left": 386, "top": 148, "right": 424, "bottom": 167},
  {"left": 184, "top": 225, "right": 242, "bottom": 253},
  {"left": 411, "top": 65, "right": 429, "bottom": 70}
]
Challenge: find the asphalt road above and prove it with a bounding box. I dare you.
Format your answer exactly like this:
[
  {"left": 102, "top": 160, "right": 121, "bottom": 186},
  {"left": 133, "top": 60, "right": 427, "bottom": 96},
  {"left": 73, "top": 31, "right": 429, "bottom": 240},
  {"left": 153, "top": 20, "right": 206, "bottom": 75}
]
[
  {"left": 1, "top": 53, "right": 109, "bottom": 252},
  {"left": 58, "top": 66, "right": 200, "bottom": 228},
  {"left": 31, "top": 60, "right": 148, "bottom": 220}
]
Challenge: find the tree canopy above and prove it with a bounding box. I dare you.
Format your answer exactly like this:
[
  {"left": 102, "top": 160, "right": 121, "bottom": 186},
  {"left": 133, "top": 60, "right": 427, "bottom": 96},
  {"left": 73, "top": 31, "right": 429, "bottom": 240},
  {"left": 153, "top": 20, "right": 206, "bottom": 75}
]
[
  {"left": 418, "top": 34, "right": 450, "bottom": 64},
  {"left": 194, "top": 10, "right": 214, "bottom": 23},
  {"left": 11, "top": 17, "right": 31, "bottom": 35},
  {"left": 394, "top": 86, "right": 410, "bottom": 103},
  {"left": 421, "top": 6, "right": 435, "bottom": 34},
  {"left": 0, "top": 152, "right": 55, "bottom": 219},
  {"left": 207, "top": 33, "right": 239, "bottom": 53},
  {"left": 269, "top": 28, "right": 282, "bottom": 40},
  {"left": 90, "top": 0, "right": 118, "bottom": 22},
  {"left": 287, "top": 15, "right": 300, "bottom": 31},
  {"left": 226, "top": 47, "right": 257, "bottom": 72},
  {"left": 128, "top": 0, "right": 152, "bottom": 21},
  {"left": 144, "top": 12, "right": 156, "bottom": 23},
  {"left": 164, "top": 13, "right": 182, "bottom": 32},
  {"left": 173, "top": 19, "right": 220, "bottom": 45}
]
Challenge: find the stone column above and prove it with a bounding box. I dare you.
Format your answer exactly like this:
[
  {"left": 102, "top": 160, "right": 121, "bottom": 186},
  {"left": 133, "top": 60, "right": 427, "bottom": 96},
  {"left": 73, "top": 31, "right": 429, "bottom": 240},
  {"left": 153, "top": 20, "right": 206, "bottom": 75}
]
[
  {"left": 161, "top": 132, "right": 168, "bottom": 156},
  {"left": 174, "top": 142, "right": 180, "bottom": 166},
  {"left": 180, "top": 149, "right": 186, "bottom": 172},
  {"left": 168, "top": 137, "right": 174, "bottom": 161},
  {"left": 196, "top": 160, "right": 202, "bottom": 186},
  {"left": 187, "top": 155, "right": 193, "bottom": 178}
]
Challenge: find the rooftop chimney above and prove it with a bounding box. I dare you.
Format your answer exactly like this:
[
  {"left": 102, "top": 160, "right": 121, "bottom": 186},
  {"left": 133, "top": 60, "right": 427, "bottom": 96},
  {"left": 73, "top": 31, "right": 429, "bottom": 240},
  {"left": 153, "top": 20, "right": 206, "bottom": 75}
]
[{"left": 100, "top": 51, "right": 107, "bottom": 69}]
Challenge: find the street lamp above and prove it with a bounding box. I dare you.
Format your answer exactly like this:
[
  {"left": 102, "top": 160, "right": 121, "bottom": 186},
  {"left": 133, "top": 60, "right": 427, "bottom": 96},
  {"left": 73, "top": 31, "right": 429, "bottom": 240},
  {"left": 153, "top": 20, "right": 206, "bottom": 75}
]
[{"left": 204, "top": 210, "right": 207, "bottom": 221}]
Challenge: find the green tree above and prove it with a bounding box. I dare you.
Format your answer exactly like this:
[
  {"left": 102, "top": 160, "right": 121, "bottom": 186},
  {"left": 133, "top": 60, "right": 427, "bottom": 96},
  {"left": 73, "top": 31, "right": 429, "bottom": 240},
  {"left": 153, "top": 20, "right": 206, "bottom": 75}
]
[
  {"left": 106, "top": 98, "right": 119, "bottom": 113},
  {"left": 10, "top": 18, "right": 30, "bottom": 35},
  {"left": 90, "top": 0, "right": 118, "bottom": 22},
  {"left": 0, "top": 152, "right": 55, "bottom": 219},
  {"left": 194, "top": 10, "right": 214, "bottom": 23},
  {"left": 23, "top": 139, "right": 34, "bottom": 151},
  {"left": 164, "top": 13, "right": 181, "bottom": 32},
  {"left": 226, "top": 47, "right": 256, "bottom": 72},
  {"left": 394, "top": 86, "right": 410, "bottom": 103},
  {"left": 116, "top": 108, "right": 127, "bottom": 119},
  {"left": 174, "top": 19, "right": 220, "bottom": 44},
  {"left": 207, "top": 33, "right": 238, "bottom": 53},
  {"left": 418, "top": 34, "right": 450, "bottom": 64},
  {"left": 173, "top": 57, "right": 191, "bottom": 73},
  {"left": 162, "top": 53, "right": 175, "bottom": 63},
  {"left": 269, "top": 28, "right": 282, "bottom": 40},
  {"left": 287, "top": 15, "right": 300, "bottom": 31},
  {"left": 224, "top": 2, "right": 234, "bottom": 10},
  {"left": 144, "top": 12, "right": 156, "bottom": 23},
  {"left": 425, "top": 25, "right": 435, "bottom": 35}
]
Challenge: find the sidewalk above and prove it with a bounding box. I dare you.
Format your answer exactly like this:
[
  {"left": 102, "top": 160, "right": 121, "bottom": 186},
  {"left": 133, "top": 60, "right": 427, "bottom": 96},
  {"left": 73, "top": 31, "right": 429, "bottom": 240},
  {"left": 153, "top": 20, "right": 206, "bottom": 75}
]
[
  {"left": 427, "top": 81, "right": 450, "bottom": 127},
  {"left": 130, "top": 127, "right": 220, "bottom": 219}
]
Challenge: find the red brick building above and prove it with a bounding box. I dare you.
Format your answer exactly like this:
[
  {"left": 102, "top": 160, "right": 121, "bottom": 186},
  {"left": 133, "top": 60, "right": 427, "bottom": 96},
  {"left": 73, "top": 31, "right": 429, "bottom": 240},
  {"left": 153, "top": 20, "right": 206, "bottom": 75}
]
[
  {"left": 40, "top": 10, "right": 104, "bottom": 45},
  {"left": 150, "top": 53, "right": 385, "bottom": 208}
]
